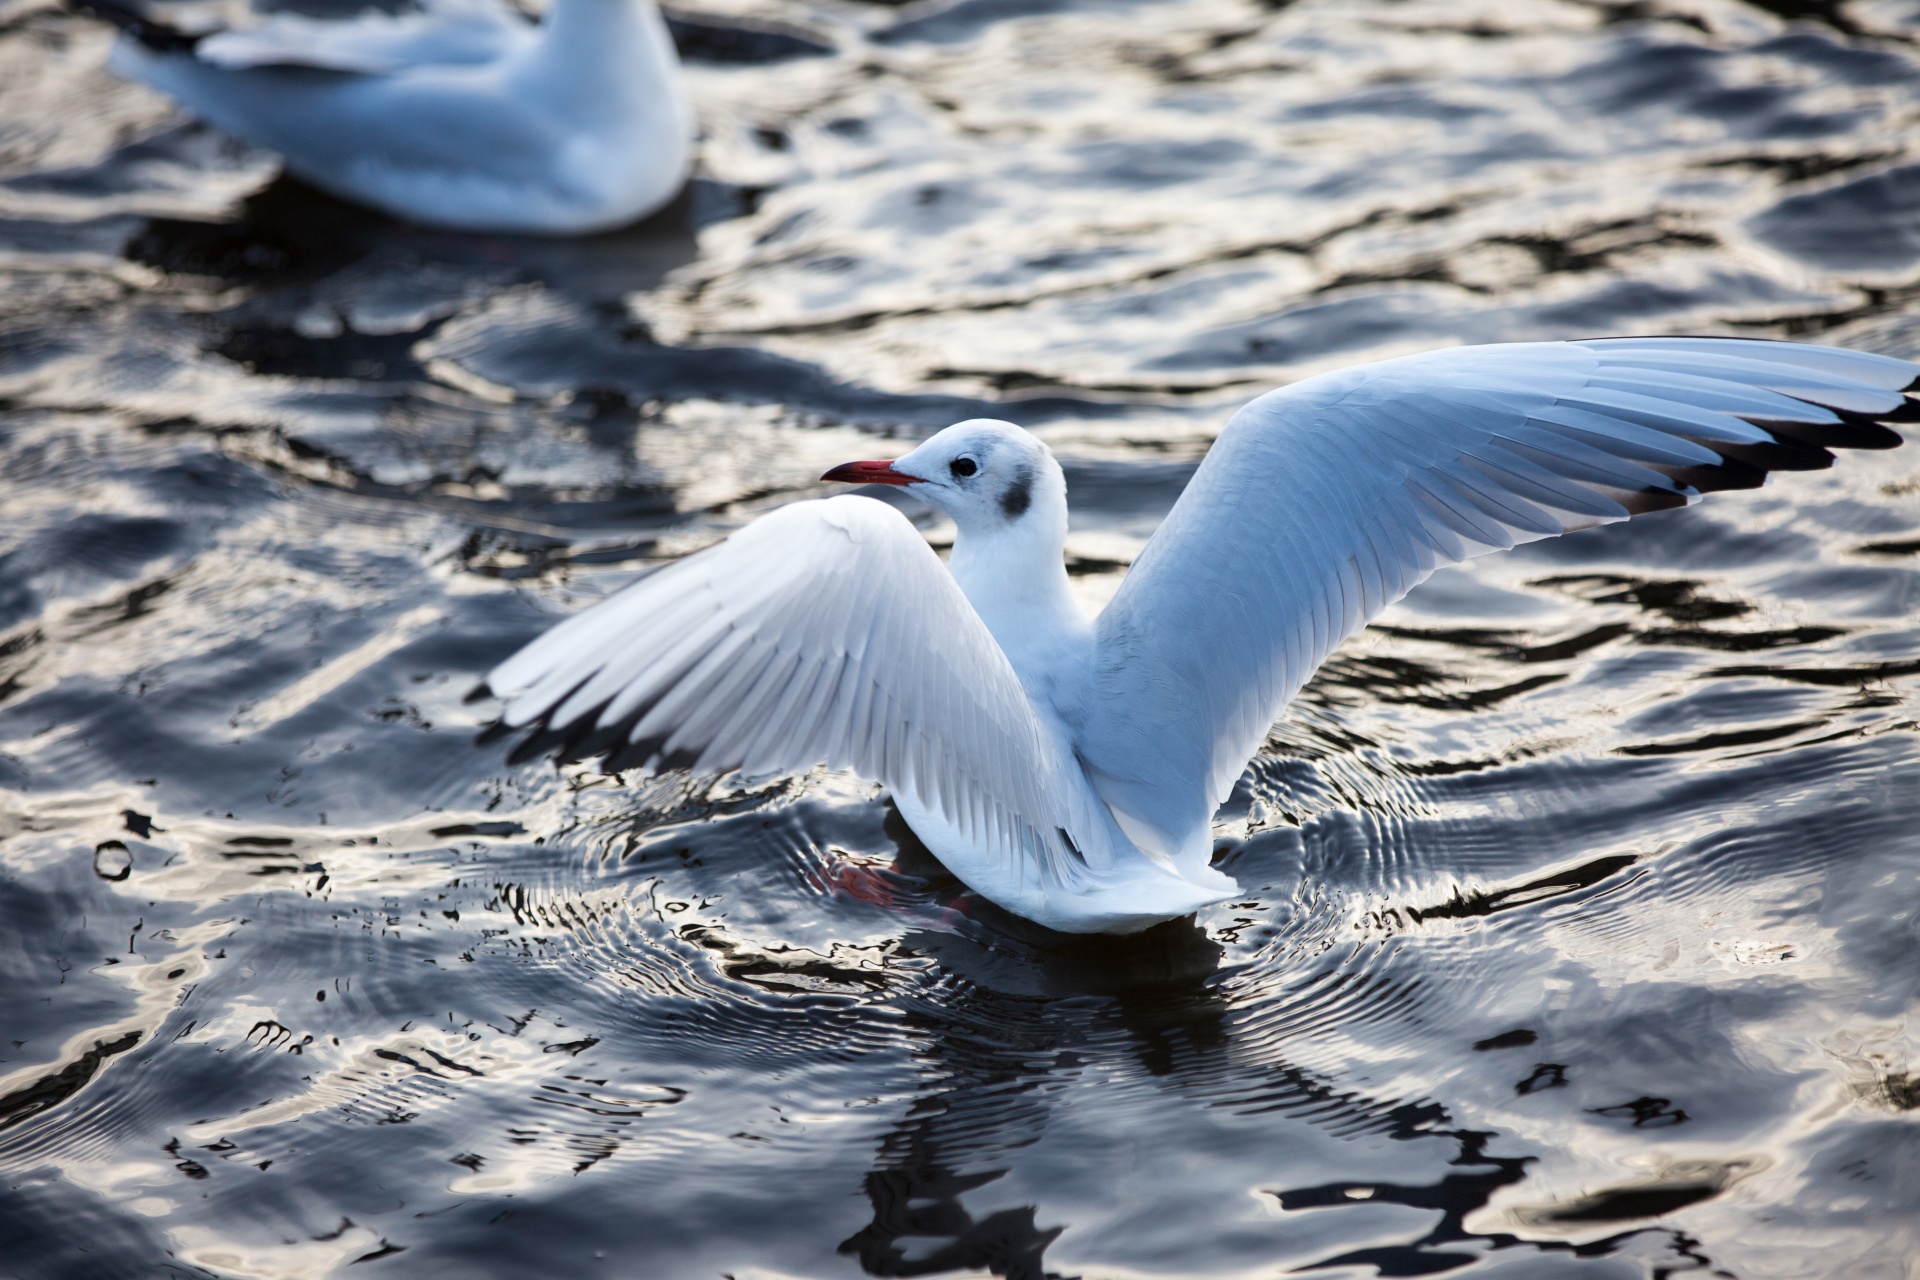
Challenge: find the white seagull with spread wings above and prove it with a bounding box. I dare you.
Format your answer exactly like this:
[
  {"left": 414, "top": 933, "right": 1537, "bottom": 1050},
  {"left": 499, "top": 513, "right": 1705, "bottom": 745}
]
[
  {"left": 89, "top": 0, "right": 690, "bottom": 234},
  {"left": 482, "top": 338, "right": 1916, "bottom": 933}
]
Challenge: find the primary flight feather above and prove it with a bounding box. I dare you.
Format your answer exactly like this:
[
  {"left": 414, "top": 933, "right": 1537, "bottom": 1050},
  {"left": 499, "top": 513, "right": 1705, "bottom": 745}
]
[{"left": 481, "top": 337, "right": 1917, "bottom": 933}]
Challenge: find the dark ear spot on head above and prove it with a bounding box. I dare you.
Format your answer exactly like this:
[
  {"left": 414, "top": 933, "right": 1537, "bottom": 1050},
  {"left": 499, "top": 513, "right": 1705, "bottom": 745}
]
[{"left": 1000, "top": 466, "right": 1032, "bottom": 519}]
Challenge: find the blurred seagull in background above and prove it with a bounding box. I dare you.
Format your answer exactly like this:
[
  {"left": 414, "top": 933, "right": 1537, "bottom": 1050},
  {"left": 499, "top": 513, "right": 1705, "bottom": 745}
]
[
  {"left": 480, "top": 338, "right": 1917, "bottom": 934},
  {"left": 81, "top": 0, "right": 692, "bottom": 234}
]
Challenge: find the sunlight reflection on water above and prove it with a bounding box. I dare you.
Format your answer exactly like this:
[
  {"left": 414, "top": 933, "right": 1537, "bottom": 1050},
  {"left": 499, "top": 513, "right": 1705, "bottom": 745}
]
[{"left": 2, "top": 0, "right": 1919, "bottom": 1276}]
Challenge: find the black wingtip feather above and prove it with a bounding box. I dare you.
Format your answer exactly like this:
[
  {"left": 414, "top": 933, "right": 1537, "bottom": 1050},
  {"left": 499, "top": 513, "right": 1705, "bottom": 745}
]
[
  {"left": 1746, "top": 414, "right": 1905, "bottom": 452},
  {"left": 503, "top": 709, "right": 604, "bottom": 766},
  {"left": 1618, "top": 486, "right": 1694, "bottom": 515},
  {"left": 655, "top": 745, "right": 704, "bottom": 773},
  {"left": 1713, "top": 381, "right": 1918, "bottom": 476},
  {"left": 1651, "top": 458, "right": 1769, "bottom": 493},
  {"left": 1652, "top": 381, "right": 1919, "bottom": 496},
  {"left": 463, "top": 681, "right": 495, "bottom": 706},
  {"left": 1711, "top": 438, "right": 1837, "bottom": 474},
  {"left": 601, "top": 740, "right": 660, "bottom": 775},
  {"left": 1872, "top": 396, "right": 1920, "bottom": 425},
  {"left": 504, "top": 724, "right": 566, "bottom": 766},
  {"left": 551, "top": 704, "right": 632, "bottom": 766},
  {"left": 480, "top": 675, "right": 682, "bottom": 777},
  {"left": 603, "top": 723, "right": 688, "bottom": 775}
]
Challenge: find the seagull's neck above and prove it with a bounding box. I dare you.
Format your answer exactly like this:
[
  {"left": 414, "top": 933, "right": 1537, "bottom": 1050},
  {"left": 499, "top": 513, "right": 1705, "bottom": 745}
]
[{"left": 948, "top": 515, "right": 1089, "bottom": 713}]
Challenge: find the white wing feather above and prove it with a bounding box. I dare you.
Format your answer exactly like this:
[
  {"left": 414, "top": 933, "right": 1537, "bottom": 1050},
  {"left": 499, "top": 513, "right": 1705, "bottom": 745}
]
[
  {"left": 487, "top": 496, "right": 1113, "bottom": 891},
  {"left": 195, "top": 0, "right": 530, "bottom": 74},
  {"left": 1078, "top": 337, "right": 1918, "bottom": 869}
]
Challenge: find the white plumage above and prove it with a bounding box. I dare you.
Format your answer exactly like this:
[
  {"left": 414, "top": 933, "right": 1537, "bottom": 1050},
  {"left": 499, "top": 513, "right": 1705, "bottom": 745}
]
[
  {"left": 484, "top": 337, "right": 1917, "bottom": 933},
  {"left": 97, "top": 0, "right": 691, "bottom": 234}
]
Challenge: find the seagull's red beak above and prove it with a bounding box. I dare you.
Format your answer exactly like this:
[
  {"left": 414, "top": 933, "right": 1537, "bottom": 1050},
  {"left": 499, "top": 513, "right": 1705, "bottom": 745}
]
[{"left": 820, "top": 459, "right": 920, "bottom": 486}]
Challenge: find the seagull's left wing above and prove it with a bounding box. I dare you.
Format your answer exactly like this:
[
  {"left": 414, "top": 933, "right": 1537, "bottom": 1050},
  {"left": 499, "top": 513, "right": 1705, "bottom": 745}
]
[
  {"left": 1078, "top": 337, "right": 1918, "bottom": 872},
  {"left": 482, "top": 496, "right": 1118, "bottom": 893}
]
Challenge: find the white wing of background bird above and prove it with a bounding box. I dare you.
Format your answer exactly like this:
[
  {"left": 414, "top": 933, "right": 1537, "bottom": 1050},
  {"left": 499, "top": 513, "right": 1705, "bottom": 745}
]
[
  {"left": 1077, "top": 337, "right": 1919, "bottom": 872},
  {"left": 91, "top": 0, "right": 691, "bottom": 235},
  {"left": 193, "top": 0, "right": 531, "bottom": 74},
  {"left": 483, "top": 496, "right": 1115, "bottom": 893}
]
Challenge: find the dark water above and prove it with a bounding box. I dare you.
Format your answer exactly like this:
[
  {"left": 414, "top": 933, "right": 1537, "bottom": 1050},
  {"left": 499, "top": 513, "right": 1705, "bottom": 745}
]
[{"left": 4, "top": 0, "right": 1920, "bottom": 1276}]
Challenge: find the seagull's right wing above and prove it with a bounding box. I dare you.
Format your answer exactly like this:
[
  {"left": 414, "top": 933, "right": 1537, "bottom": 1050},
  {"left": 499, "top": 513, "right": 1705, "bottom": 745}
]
[
  {"left": 483, "top": 496, "right": 1113, "bottom": 888},
  {"left": 1077, "top": 337, "right": 1918, "bottom": 873}
]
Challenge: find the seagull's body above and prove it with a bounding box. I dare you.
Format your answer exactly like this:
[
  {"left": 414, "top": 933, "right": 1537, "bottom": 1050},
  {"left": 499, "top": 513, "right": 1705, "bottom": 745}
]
[
  {"left": 98, "top": 0, "right": 691, "bottom": 234},
  {"left": 486, "top": 338, "right": 1917, "bottom": 933}
]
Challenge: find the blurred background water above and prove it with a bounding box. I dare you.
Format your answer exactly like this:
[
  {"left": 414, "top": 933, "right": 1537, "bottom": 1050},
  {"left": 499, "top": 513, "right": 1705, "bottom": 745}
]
[{"left": 3, "top": 0, "right": 1920, "bottom": 1276}]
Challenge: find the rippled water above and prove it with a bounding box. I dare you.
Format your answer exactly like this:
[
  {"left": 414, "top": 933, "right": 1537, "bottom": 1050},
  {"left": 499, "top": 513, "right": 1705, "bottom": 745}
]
[{"left": 4, "top": 0, "right": 1920, "bottom": 1276}]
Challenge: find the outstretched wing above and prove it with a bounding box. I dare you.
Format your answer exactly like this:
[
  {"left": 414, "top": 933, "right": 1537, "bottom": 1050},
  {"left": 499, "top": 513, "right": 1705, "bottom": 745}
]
[
  {"left": 1078, "top": 337, "right": 1919, "bottom": 869},
  {"left": 483, "top": 496, "right": 1113, "bottom": 888}
]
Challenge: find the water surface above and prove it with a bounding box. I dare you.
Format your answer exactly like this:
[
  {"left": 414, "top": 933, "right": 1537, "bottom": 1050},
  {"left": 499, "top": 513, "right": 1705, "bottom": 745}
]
[{"left": 2, "top": 0, "right": 1919, "bottom": 1276}]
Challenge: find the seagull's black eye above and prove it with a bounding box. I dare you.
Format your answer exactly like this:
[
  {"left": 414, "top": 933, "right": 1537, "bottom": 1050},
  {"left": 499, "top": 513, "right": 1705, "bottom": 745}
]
[{"left": 949, "top": 457, "right": 978, "bottom": 479}]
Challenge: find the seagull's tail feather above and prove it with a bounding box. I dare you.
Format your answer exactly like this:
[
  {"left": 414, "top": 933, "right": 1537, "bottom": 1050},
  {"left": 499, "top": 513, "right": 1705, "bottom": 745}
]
[
  {"left": 1042, "top": 865, "right": 1235, "bottom": 935},
  {"left": 67, "top": 0, "right": 204, "bottom": 52}
]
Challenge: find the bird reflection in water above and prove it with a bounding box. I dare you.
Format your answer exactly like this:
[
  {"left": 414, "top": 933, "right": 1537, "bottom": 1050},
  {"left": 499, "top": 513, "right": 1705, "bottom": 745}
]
[
  {"left": 832, "top": 813, "right": 1228, "bottom": 1279},
  {"left": 832, "top": 816, "right": 1738, "bottom": 1279}
]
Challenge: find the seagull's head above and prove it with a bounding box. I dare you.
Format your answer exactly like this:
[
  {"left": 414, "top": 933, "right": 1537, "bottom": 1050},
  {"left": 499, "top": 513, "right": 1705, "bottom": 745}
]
[{"left": 821, "top": 419, "right": 1065, "bottom": 540}]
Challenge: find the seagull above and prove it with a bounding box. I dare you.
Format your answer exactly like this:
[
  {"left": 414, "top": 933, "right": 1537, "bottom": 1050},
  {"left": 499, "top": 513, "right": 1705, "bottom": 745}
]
[
  {"left": 84, "top": 0, "right": 692, "bottom": 234},
  {"left": 481, "top": 338, "right": 1917, "bottom": 933}
]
